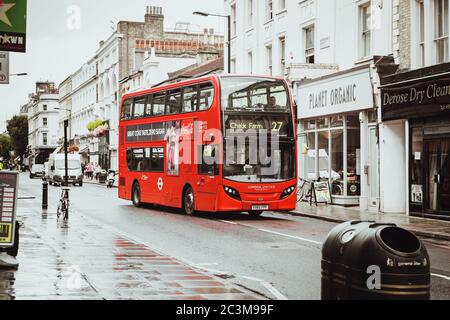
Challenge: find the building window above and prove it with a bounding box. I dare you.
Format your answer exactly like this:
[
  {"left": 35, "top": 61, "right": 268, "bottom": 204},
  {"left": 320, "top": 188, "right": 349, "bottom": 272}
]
[
  {"left": 435, "top": 0, "right": 449, "bottom": 63},
  {"left": 43, "top": 104, "right": 48, "bottom": 111},
  {"left": 280, "top": 37, "right": 286, "bottom": 74},
  {"left": 231, "top": 3, "right": 237, "bottom": 36},
  {"left": 417, "top": 0, "right": 425, "bottom": 67},
  {"left": 248, "top": 51, "right": 253, "bottom": 74},
  {"left": 43, "top": 118, "right": 47, "bottom": 126},
  {"left": 302, "top": 114, "right": 360, "bottom": 197},
  {"left": 266, "top": 44, "right": 273, "bottom": 75},
  {"left": 43, "top": 133, "right": 48, "bottom": 146},
  {"left": 267, "top": 0, "right": 273, "bottom": 21},
  {"left": 360, "top": 3, "right": 372, "bottom": 58},
  {"left": 304, "top": 26, "right": 315, "bottom": 64},
  {"left": 247, "top": 0, "right": 253, "bottom": 28},
  {"left": 279, "top": 0, "right": 286, "bottom": 11}
]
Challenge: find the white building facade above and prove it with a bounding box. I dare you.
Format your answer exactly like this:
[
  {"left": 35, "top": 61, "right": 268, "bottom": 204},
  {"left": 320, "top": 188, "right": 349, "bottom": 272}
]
[
  {"left": 225, "top": 0, "right": 408, "bottom": 213},
  {"left": 27, "top": 82, "right": 60, "bottom": 164}
]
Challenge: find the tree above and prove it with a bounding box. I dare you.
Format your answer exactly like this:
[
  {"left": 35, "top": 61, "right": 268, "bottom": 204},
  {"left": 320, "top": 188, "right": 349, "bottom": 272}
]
[
  {"left": 6, "top": 115, "right": 28, "bottom": 158},
  {"left": 0, "top": 134, "right": 12, "bottom": 160}
]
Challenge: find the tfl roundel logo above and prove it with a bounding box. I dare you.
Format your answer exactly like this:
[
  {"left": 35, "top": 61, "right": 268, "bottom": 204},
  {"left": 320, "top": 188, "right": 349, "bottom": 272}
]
[{"left": 157, "top": 177, "right": 163, "bottom": 191}]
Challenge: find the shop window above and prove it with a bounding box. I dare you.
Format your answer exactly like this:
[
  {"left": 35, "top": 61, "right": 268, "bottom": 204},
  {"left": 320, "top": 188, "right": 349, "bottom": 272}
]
[
  {"left": 347, "top": 129, "right": 361, "bottom": 196},
  {"left": 306, "top": 132, "right": 316, "bottom": 180},
  {"left": 317, "top": 118, "right": 329, "bottom": 129},
  {"left": 347, "top": 115, "right": 360, "bottom": 127},
  {"left": 331, "top": 130, "right": 344, "bottom": 195},
  {"left": 304, "top": 120, "right": 316, "bottom": 130},
  {"left": 318, "top": 131, "right": 329, "bottom": 180},
  {"left": 331, "top": 116, "right": 344, "bottom": 128}
]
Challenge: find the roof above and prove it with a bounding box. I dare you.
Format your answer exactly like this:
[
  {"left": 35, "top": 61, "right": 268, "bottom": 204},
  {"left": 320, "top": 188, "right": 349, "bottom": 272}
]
[{"left": 165, "top": 57, "right": 224, "bottom": 83}]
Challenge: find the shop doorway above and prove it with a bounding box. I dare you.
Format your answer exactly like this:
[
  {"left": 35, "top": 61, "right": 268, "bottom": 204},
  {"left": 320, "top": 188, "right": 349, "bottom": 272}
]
[
  {"left": 368, "top": 126, "right": 379, "bottom": 209},
  {"left": 424, "top": 138, "right": 450, "bottom": 215}
]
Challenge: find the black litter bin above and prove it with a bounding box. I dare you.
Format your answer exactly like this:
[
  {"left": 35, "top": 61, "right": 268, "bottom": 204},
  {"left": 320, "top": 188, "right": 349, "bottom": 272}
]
[
  {"left": 98, "top": 170, "right": 107, "bottom": 184},
  {"left": 321, "top": 221, "right": 430, "bottom": 300}
]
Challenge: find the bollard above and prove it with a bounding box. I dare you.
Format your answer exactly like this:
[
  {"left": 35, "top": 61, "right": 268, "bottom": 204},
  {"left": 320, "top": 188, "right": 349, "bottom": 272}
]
[{"left": 42, "top": 180, "right": 48, "bottom": 212}]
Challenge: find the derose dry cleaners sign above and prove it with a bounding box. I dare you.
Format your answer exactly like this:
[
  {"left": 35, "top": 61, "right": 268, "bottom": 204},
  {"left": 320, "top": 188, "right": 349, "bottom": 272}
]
[{"left": 298, "top": 67, "right": 373, "bottom": 119}]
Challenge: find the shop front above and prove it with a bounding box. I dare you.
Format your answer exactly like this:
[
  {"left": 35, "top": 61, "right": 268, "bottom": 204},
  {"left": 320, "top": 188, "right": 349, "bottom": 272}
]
[
  {"left": 296, "top": 65, "right": 377, "bottom": 207},
  {"left": 381, "top": 62, "right": 450, "bottom": 220}
]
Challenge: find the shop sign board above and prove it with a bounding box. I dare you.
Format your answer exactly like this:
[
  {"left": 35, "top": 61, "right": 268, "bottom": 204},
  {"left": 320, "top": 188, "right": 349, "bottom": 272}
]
[
  {"left": 0, "top": 171, "right": 18, "bottom": 247},
  {"left": 298, "top": 67, "right": 373, "bottom": 119},
  {"left": 0, "top": 0, "right": 27, "bottom": 52}
]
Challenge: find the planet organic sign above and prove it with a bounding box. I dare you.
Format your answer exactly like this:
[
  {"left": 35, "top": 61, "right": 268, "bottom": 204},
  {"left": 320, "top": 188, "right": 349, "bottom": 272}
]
[{"left": 0, "top": 0, "right": 27, "bottom": 52}]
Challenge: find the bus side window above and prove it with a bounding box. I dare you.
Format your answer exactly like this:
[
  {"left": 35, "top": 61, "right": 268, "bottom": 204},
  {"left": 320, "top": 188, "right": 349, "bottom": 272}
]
[
  {"left": 121, "top": 100, "right": 132, "bottom": 120},
  {"left": 166, "top": 89, "right": 182, "bottom": 115},
  {"left": 145, "top": 94, "right": 153, "bottom": 117},
  {"left": 183, "top": 86, "right": 198, "bottom": 113},
  {"left": 133, "top": 97, "right": 146, "bottom": 118},
  {"left": 199, "top": 83, "right": 214, "bottom": 111},
  {"left": 198, "top": 144, "right": 219, "bottom": 175},
  {"left": 153, "top": 92, "right": 166, "bottom": 116}
]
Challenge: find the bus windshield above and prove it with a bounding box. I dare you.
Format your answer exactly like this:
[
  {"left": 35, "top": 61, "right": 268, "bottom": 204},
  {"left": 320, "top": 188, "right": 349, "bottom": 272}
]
[
  {"left": 220, "top": 77, "right": 290, "bottom": 113},
  {"left": 221, "top": 77, "right": 295, "bottom": 183}
]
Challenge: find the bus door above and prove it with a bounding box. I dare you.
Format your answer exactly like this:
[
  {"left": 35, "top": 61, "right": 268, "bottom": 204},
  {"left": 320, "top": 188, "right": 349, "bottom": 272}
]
[{"left": 196, "top": 141, "right": 220, "bottom": 212}]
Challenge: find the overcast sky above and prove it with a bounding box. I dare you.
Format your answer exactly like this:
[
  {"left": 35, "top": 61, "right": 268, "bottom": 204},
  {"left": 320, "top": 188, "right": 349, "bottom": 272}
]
[{"left": 0, "top": 0, "right": 224, "bottom": 132}]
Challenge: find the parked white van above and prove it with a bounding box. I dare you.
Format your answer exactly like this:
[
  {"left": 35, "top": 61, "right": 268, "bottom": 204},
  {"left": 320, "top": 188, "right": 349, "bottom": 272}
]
[{"left": 48, "top": 154, "right": 83, "bottom": 186}]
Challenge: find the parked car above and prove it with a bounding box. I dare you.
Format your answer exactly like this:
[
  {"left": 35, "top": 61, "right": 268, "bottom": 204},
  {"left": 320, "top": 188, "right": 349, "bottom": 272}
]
[{"left": 30, "top": 164, "right": 45, "bottom": 179}]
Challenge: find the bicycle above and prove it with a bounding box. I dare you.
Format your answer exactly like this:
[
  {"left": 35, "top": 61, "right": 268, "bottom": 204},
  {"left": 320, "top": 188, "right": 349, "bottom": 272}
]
[
  {"left": 297, "top": 177, "right": 313, "bottom": 204},
  {"left": 57, "top": 187, "right": 70, "bottom": 221}
]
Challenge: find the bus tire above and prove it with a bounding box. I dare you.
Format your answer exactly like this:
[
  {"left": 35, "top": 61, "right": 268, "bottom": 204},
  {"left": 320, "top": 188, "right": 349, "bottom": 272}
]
[
  {"left": 183, "top": 186, "right": 195, "bottom": 215},
  {"left": 249, "top": 211, "right": 263, "bottom": 217},
  {"left": 132, "top": 182, "right": 142, "bottom": 207}
]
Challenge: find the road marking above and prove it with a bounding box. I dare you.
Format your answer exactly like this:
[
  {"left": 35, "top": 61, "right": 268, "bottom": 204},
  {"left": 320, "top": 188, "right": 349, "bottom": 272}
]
[
  {"left": 431, "top": 273, "right": 450, "bottom": 281},
  {"left": 220, "top": 220, "right": 237, "bottom": 225},
  {"left": 257, "top": 228, "right": 323, "bottom": 245}
]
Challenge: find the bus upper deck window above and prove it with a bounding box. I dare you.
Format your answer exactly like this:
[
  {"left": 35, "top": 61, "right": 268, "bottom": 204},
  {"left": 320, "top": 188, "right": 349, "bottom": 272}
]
[{"left": 121, "top": 100, "right": 132, "bottom": 120}]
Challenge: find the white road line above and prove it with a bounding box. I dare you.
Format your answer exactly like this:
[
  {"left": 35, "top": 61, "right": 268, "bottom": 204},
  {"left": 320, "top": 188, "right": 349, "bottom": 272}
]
[
  {"left": 257, "top": 228, "right": 323, "bottom": 245},
  {"left": 431, "top": 273, "right": 450, "bottom": 281},
  {"left": 220, "top": 220, "right": 237, "bottom": 225}
]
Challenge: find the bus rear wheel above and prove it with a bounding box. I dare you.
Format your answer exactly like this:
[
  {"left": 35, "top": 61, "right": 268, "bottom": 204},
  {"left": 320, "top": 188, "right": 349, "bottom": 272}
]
[
  {"left": 183, "top": 186, "right": 195, "bottom": 215},
  {"left": 132, "top": 183, "right": 142, "bottom": 207}
]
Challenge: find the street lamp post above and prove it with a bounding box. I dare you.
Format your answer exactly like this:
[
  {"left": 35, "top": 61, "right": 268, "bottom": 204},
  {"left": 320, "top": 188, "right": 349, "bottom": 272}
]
[
  {"left": 55, "top": 107, "right": 72, "bottom": 145},
  {"left": 56, "top": 107, "right": 72, "bottom": 187},
  {"left": 193, "top": 11, "right": 231, "bottom": 74}
]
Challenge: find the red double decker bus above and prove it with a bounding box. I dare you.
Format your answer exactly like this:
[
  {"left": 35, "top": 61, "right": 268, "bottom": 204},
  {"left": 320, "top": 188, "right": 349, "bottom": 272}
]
[{"left": 118, "top": 75, "right": 297, "bottom": 216}]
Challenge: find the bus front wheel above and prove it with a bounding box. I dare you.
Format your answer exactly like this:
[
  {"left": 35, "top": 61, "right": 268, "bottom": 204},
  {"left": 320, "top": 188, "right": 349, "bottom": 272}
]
[
  {"left": 132, "top": 183, "right": 142, "bottom": 207},
  {"left": 183, "top": 186, "right": 195, "bottom": 215}
]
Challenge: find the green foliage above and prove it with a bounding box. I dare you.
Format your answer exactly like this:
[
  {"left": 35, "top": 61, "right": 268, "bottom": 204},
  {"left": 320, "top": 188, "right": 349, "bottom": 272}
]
[
  {"left": 6, "top": 115, "right": 28, "bottom": 157},
  {"left": 87, "top": 119, "right": 105, "bottom": 131},
  {"left": 0, "top": 134, "right": 12, "bottom": 160}
]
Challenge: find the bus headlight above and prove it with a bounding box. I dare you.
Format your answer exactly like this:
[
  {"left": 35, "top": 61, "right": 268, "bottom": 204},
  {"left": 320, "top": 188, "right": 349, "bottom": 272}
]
[
  {"left": 280, "top": 186, "right": 296, "bottom": 199},
  {"left": 224, "top": 186, "right": 241, "bottom": 201}
]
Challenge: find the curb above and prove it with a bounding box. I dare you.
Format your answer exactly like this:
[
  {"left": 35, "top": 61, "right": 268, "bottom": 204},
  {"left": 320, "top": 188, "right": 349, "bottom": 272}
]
[
  {"left": 83, "top": 180, "right": 118, "bottom": 188},
  {"left": 290, "top": 210, "right": 450, "bottom": 242}
]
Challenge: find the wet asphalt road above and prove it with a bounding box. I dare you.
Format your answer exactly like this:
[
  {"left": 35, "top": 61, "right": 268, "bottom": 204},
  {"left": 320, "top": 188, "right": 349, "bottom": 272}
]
[{"left": 18, "top": 175, "right": 450, "bottom": 300}]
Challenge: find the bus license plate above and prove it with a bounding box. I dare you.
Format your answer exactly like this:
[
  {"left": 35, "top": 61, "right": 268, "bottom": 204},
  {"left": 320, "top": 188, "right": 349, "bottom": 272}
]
[{"left": 252, "top": 205, "right": 269, "bottom": 211}]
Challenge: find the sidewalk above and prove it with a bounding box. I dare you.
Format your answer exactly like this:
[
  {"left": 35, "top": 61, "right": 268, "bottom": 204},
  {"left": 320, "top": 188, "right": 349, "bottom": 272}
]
[
  {"left": 0, "top": 200, "right": 262, "bottom": 300},
  {"left": 293, "top": 202, "right": 450, "bottom": 241}
]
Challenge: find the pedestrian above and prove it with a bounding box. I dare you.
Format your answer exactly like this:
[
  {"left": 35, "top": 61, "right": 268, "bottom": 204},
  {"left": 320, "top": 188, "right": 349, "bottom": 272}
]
[
  {"left": 94, "top": 163, "right": 102, "bottom": 180},
  {"left": 85, "top": 162, "right": 94, "bottom": 180}
]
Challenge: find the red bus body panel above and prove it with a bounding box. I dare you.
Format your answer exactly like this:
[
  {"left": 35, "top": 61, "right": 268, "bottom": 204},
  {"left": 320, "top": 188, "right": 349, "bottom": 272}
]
[{"left": 118, "top": 75, "right": 298, "bottom": 213}]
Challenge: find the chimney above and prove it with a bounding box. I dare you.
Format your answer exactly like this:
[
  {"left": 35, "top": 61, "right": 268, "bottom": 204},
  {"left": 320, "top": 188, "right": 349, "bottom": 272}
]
[{"left": 145, "top": 6, "right": 164, "bottom": 37}]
